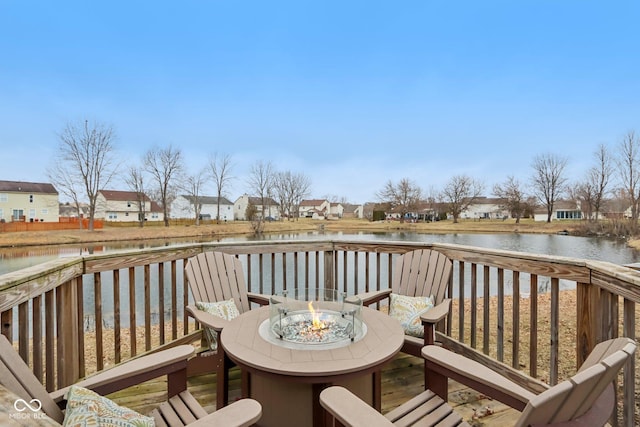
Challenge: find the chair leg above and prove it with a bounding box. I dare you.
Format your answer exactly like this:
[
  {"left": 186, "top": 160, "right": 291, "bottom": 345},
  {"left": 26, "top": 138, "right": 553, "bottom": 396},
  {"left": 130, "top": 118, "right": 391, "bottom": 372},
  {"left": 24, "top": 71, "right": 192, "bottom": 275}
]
[{"left": 216, "top": 351, "right": 232, "bottom": 408}]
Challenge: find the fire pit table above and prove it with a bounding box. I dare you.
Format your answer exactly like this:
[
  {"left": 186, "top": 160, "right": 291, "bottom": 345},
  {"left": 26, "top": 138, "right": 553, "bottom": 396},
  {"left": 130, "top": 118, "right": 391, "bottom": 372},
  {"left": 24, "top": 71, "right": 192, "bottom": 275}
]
[{"left": 220, "top": 289, "right": 404, "bottom": 427}]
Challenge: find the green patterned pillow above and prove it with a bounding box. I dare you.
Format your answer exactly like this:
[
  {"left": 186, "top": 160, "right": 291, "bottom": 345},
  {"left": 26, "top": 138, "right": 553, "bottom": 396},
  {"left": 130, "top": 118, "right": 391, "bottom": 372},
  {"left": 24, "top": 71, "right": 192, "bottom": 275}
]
[
  {"left": 63, "top": 385, "right": 155, "bottom": 427},
  {"left": 196, "top": 299, "right": 241, "bottom": 350},
  {"left": 388, "top": 293, "right": 434, "bottom": 338}
]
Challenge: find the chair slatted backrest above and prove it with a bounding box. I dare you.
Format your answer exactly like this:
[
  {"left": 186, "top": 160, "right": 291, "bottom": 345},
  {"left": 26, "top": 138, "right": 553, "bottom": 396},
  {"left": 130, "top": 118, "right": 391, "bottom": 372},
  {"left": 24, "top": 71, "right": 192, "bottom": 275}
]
[
  {"left": 392, "top": 249, "right": 452, "bottom": 304},
  {"left": 0, "top": 334, "right": 64, "bottom": 423},
  {"left": 185, "top": 251, "right": 251, "bottom": 314},
  {"left": 516, "top": 337, "right": 636, "bottom": 427}
]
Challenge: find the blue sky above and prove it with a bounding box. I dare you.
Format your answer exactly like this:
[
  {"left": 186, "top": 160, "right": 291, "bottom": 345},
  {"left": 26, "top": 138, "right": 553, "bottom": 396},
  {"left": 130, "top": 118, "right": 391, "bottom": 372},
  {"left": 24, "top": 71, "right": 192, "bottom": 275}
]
[{"left": 1, "top": 1, "right": 639, "bottom": 203}]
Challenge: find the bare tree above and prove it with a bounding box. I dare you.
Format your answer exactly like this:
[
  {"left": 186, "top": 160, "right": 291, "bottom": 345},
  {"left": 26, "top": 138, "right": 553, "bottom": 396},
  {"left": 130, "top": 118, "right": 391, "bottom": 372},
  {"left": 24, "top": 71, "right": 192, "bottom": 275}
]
[
  {"left": 182, "top": 168, "right": 208, "bottom": 225},
  {"left": 571, "top": 144, "right": 614, "bottom": 222},
  {"left": 247, "top": 161, "right": 275, "bottom": 225},
  {"left": 47, "top": 160, "right": 86, "bottom": 229},
  {"left": 376, "top": 178, "right": 422, "bottom": 223},
  {"left": 530, "top": 153, "right": 568, "bottom": 223},
  {"left": 616, "top": 131, "right": 640, "bottom": 229},
  {"left": 144, "top": 145, "right": 184, "bottom": 227},
  {"left": 123, "top": 165, "right": 148, "bottom": 227},
  {"left": 274, "top": 171, "right": 311, "bottom": 220},
  {"left": 493, "top": 176, "right": 527, "bottom": 223},
  {"left": 208, "top": 153, "right": 234, "bottom": 224},
  {"left": 440, "top": 175, "right": 484, "bottom": 223},
  {"left": 48, "top": 119, "right": 118, "bottom": 230}
]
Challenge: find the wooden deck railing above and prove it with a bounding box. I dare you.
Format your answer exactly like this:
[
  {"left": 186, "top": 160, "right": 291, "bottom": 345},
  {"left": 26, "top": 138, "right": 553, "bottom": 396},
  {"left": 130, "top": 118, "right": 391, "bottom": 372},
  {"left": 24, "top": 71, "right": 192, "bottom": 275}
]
[{"left": 0, "top": 240, "right": 638, "bottom": 425}]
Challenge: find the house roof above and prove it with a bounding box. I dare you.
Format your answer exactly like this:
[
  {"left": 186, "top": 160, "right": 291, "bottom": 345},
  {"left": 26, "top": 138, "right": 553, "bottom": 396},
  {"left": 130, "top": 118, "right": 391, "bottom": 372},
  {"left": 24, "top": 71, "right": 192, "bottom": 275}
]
[
  {"left": 245, "top": 196, "right": 279, "bottom": 206},
  {"left": 99, "top": 190, "right": 151, "bottom": 202},
  {"left": 0, "top": 180, "right": 57, "bottom": 194},
  {"left": 300, "top": 199, "right": 328, "bottom": 207},
  {"left": 181, "top": 195, "right": 233, "bottom": 205}
]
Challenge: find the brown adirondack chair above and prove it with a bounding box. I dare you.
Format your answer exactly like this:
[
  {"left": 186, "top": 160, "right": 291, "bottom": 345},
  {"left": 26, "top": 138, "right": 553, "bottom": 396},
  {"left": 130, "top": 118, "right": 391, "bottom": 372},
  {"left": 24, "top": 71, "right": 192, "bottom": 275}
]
[
  {"left": 358, "top": 249, "right": 453, "bottom": 356},
  {"left": 0, "top": 334, "right": 262, "bottom": 427},
  {"left": 320, "top": 337, "right": 636, "bottom": 427},
  {"left": 184, "top": 251, "right": 269, "bottom": 409}
]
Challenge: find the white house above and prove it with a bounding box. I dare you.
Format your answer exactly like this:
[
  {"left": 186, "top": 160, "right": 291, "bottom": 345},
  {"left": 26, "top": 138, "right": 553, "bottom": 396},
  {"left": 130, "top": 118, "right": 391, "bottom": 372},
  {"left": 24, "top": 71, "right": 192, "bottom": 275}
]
[
  {"left": 95, "top": 190, "right": 163, "bottom": 222},
  {"left": 0, "top": 180, "right": 59, "bottom": 223},
  {"left": 299, "top": 199, "right": 331, "bottom": 219},
  {"left": 460, "top": 197, "right": 509, "bottom": 220},
  {"left": 171, "top": 195, "right": 235, "bottom": 221},
  {"left": 534, "top": 200, "right": 583, "bottom": 222},
  {"left": 234, "top": 194, "right": 280, "bottom": 220}
]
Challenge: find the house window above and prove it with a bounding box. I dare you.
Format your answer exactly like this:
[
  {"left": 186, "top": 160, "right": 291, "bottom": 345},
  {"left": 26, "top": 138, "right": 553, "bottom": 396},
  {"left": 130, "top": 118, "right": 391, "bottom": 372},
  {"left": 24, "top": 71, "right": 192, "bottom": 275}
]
[
  {"left": 41, "top": 209, "right": 48, "bottom": 215},
  {"left": 29, "top": 209, "right": 36, "bottom": 219},
  {"left": 0, "top": 208, "right": 3, "bottom": 219},
  {"left": 0, "top": 193, "right": 7, "bottom": 202},
  {"left": 108, "top": 212, "right": 117, "bottom": 219},
  {"left": 151, "top": 212, "right": 159, "bottom": 219}
]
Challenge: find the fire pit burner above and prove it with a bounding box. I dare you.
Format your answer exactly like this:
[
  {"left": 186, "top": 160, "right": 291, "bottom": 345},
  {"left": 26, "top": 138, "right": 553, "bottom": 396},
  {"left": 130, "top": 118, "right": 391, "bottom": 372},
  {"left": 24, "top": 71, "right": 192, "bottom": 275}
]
[{"left": 259, "top": 289, "right": 366, "bottom": 350}]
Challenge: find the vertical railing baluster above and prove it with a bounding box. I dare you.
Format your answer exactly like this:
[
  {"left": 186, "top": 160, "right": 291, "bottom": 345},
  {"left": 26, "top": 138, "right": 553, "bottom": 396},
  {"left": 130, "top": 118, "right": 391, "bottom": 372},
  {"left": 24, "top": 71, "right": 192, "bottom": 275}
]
[
  {"left": 158, "top": 262, "right": 165, "bottom": 345},
  {"left": 470, "top": 263, "right": 477, "bottom": 349},
  {"left": 18, "top": 301, "right": 29, "bottom": 363},
  {"left": 483, "top": 265, "right": 490, "bottom": 355},
  {"left": 497, "top": 268, "right": 504, "bottom": 362},
  {"left": 550, "top": 277, "right": 559, "bottom": 385},
  {"left": 128, "top": 267, "right": 137, "bottom": 357},
  {"left": 33, "top": 295, "right": 43, "bottom": 382},
  {"left": 144, "top": 265, "right": 151, "bottom": 351},
  {"left": 113, "top": 269, "right": 121, "bottom": 364},
  {"left": 171, "top": 259, "right": 178, "bottom": 341},
  {"left": 45, "top": 290, "right": 55, "bottom": 391},
  {"left": 529, "top": 274, "right": 538, "bottom": 378},
  {"left": 622, "top": 298, "right": 635, "bottom": 427},
  {"left": 458, "top": 262, "right": 465, "bottom": 343},
  {"left": 512, "top": 271, "right": 520, "bottom": 369},
  {"left": 94, "top": 273, "right": 103, "bottom": 372}
]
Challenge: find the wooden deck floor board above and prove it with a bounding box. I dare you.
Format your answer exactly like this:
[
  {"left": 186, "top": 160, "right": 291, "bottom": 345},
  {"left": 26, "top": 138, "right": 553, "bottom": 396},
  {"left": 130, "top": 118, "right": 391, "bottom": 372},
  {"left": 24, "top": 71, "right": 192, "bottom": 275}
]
[{"left": 108, "top": 353, "right": 520, "bottom": 426}]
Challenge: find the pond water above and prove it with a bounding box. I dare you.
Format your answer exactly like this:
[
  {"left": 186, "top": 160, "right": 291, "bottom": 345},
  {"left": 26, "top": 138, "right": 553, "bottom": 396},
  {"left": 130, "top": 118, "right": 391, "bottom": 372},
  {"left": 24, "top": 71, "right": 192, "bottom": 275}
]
[{"left": 0, "top": 231, "right": 638, "bottom": 276}]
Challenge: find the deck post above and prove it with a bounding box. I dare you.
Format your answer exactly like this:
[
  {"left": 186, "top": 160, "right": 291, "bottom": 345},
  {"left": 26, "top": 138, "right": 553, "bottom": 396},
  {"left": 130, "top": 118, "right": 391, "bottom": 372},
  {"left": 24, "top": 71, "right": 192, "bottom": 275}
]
[
  {"left": 56, "top": 278, "right": 80, "bottom": 388},
  {"left": 576, "top": 281, "right": 599, "bottom": 367}
]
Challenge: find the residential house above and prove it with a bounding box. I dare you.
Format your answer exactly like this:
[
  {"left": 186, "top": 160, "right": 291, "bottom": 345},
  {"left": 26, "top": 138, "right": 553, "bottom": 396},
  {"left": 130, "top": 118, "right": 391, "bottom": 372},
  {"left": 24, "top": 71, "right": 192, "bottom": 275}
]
[
  {"left": 95, "top": 190, "right": 164, "bottom": 222},
  {"left": 299, "top": 199, "right": 331, "bottom": 219},
  {"left": 0, "top": 180, "right": 59, "bottom": 222},
  {"left": 171, "top": 195, "right": 235, "bottom": 221},
  {"left": 59, "top": 202, "right": 90, "bottom": 219},
  {"left": 234, "top": 194, "right": 280, "bottom": 220},
  {"left": 534, "top": 200, "right": 583, "bottom": 221},
  {"left": 460, "top": 197, "right": 509, "bottom": 220},
  {"left": 341, "top": 203, "right": 364, "bottom": 219}
]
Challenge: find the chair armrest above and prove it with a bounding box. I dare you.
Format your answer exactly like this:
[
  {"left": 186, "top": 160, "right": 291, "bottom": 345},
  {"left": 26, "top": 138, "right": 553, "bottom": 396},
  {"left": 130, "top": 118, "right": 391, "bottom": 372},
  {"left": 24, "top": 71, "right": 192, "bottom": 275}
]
[
  {"left": 420, "top": 298, "right": 451, "bottom": 324},
  {"left": 189, "top": 398, "right": 262, "bottom": 427},
  {"left": 51, "top": 345, "right": 195, "bottom": 404},
  {"left": 320, "top": 386, "right": 394, "bottom": 427},
  {"left": 247, "top": 292, "right": 270, "bottom": 306},
  {"left": 186, "top": 304, "right": 232, "bottom": 332},
  {"left": 422, "top": 345, "right": 536, "bottom": 411},
  {"left": 356, "top": 289, "right": 391, "bottom": 307}
]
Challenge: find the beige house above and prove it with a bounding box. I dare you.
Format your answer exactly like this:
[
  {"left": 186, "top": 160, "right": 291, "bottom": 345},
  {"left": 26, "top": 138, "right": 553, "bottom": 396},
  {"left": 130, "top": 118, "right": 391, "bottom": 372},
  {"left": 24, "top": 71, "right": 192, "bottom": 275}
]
[
  {"left": 234, "top": 194, "right": 280, "bottom": 220},
  {"left": 0, "top": 180, "right": 59, "bottom": 222},
  {"left": 95, "top": 190, "right": 164, "bottom": 222}
]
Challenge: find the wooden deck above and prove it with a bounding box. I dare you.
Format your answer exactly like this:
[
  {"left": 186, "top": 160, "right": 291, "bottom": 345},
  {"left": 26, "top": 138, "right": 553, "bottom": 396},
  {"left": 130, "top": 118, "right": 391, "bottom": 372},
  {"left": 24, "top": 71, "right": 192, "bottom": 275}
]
[{"left": 108, "top": 353, "right": 521, "bottom": 426}]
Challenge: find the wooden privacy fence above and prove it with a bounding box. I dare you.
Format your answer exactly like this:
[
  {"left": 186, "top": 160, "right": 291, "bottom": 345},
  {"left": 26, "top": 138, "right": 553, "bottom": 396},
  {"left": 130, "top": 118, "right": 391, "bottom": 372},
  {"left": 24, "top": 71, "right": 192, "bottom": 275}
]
[
  {"left": 0, "top": 240, "right": 638, "bottom": 425},
  {"left": 0, "top": 218, "right": 102, "bottom": 232}
]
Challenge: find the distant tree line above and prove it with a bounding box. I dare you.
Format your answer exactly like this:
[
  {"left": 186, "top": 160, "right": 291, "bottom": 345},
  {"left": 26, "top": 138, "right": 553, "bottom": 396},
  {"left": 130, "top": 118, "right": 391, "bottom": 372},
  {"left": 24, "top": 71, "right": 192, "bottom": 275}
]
[{"left": 47, "top": 119, "right": 640, "bottom": 235}]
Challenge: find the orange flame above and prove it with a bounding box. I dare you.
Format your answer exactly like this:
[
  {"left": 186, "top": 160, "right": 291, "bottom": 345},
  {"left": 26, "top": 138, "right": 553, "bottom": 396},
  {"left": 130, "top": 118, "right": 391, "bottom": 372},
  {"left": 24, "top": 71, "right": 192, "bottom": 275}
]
[{"left": 308, "top": 301, "right": 326, "bottom": 330}]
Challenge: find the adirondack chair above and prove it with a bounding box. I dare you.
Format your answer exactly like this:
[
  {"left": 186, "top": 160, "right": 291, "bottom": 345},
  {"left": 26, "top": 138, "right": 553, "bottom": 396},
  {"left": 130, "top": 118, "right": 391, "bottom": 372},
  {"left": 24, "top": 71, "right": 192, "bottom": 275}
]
[
  {"left": 320, "top": 337, "right": 636, "bottom": 427},
  {"left": 358, "top": 249, "right": 453, "bottom": 356},
  {"left": 184, "top": 251, "right": 270, "bottom": 409},
  {"left": 0, "top": 334, "right": 262, "bottom": 427}
]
